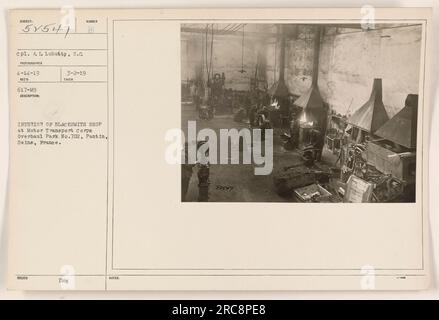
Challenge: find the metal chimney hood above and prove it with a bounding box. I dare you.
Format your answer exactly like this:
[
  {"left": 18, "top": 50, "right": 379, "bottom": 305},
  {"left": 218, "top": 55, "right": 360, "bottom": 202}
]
[
  {"left": 375, "top": 94, "right": 418, "bottom": 149},
  {"left": 295, "top": 26, "right": 325, "bottom": 126},
  {"left": 268, "top": 25, "right": 291, "bottom": 98},
  {"left": 347, "top": 78, "right": 389, "bottom": 134}
]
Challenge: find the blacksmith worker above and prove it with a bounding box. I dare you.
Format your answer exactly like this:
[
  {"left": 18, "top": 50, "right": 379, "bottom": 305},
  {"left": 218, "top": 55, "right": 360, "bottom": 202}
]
[
  {"left": 248, "top": 104, "right": 258, "bottom": 128},
  {"left": 311, "top": 129, "right": 325, "bottom": 162},
  {"left": 190, "top": 81, "right": 200, "bottom": 111},
  {"left": 181, "top": 142, "right": 195, "bottom": 201}
]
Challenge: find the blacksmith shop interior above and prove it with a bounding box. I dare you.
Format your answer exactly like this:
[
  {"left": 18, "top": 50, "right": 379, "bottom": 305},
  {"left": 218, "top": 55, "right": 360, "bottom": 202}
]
[{"left": 181, "top": 23, "right": 421, "bottom": 203}]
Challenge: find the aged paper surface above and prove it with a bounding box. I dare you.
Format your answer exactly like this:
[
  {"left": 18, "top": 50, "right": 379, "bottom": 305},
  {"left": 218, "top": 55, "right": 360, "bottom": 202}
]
[{"left": 7, "top": 8, "right": 431, "bottom": 290}]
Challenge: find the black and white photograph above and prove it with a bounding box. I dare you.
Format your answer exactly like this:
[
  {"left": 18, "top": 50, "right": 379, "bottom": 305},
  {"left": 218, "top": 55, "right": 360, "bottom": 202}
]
[
  {"left": 181, "top": 23, "right": 422, "bottom": 203},
  {"left": 2, "top": 5, "right": 436, "bottom": 295}
]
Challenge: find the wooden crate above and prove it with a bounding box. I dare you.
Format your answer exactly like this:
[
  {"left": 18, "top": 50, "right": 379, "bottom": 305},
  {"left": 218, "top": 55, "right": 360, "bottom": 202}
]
[{"left": 366, "top": 141, "right": 416, "bottom": 183}]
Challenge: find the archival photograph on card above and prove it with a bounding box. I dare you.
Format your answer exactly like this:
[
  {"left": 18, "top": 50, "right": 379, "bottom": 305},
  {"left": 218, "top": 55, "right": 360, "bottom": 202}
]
[{"left": 180, "top": 23, "right": 422, "bottom": 203}]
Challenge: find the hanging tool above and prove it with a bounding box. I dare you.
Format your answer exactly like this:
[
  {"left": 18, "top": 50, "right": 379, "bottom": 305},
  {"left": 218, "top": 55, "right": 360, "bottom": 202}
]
[{"left": 239, "top": 25, "right": 246, "bottom": 74}]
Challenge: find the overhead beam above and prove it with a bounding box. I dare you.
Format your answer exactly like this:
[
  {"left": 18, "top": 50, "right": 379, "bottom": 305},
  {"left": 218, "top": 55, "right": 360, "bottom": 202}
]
[
  {"left": 181, "top": 23, "right": 412, "bottom": 39},
  {"left": 181, "top": 27, "right": 276, "bottom": 38}
]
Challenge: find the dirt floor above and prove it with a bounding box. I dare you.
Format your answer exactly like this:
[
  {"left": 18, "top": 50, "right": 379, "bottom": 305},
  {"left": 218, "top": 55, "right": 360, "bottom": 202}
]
[{"left": 181, "top": 103, "right": 338, "bottom": 202}]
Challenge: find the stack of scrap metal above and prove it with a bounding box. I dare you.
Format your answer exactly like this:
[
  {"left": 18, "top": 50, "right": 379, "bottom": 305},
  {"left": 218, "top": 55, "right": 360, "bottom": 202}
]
[
  {"left": 294, "top": 183, "right": 332, "bottom": 202},
  {"left": 273, "top": 163, "right": 331, "bottom": 197},
  {"left": 371, "top": 174, "right": 405, "bottom": 202},
  {"left": 367, "top": 94, "right": 418, "bottom": 185}
]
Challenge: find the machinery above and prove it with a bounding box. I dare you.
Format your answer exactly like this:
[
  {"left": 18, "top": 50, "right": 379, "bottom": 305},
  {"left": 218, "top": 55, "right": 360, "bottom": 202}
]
[
  {"left": 367, "top": 94, "right": 418, "bottom": 194},
  {"left": 198, "top": 104, "right": 214, "bottom": 120}
]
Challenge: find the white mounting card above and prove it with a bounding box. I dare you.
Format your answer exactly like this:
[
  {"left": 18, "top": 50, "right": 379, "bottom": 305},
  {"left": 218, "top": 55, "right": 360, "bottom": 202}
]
[{"left": 7, "top": 8, "right": 432, "bottom": 290}]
